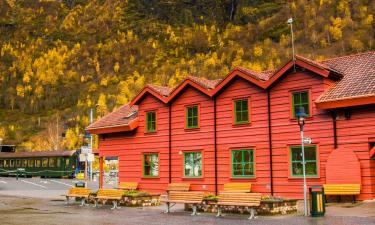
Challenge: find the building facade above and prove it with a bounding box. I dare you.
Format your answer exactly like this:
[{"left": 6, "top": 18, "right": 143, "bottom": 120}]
[{"left": 87, "top": 52, "right": 375, "bottom": 200}]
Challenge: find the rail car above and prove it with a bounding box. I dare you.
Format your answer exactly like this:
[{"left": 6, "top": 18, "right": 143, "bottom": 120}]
[{"left": 0, "top": 150, "right": 80, "bottom": 178}]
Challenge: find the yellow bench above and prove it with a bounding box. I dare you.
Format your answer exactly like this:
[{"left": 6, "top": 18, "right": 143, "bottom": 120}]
[
  {"left": 166, "top": 183, "right": 190, "bottom": 192},
  {"left": 222, "top": 182, "right": 251, "bottom": 193},
  {"left": 65, "top": 187, "right": 92, "bottom": 206},
  {"left": 216, "top": 192, "right": 262, "bottom": 219},
  {"left": 323, "top": 184, "right": 361, "bottom": 203},
  {"left": 162, "top": 191, "right": 204, "bottom": 216},
  {"left": 94, "top": 189, "right": 124, "bottom": 209},
  {"left": 118, "top": 182, "right": 138, "bottom": 190}
]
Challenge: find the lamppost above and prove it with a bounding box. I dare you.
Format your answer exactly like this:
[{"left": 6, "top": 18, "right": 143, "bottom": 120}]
[{"left": 296, "top": 106, "right": 308, "bottom": 216}]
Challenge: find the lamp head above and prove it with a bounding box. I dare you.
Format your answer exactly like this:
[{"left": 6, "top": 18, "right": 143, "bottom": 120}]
[
  {"left": 287, "top": 18, "right": 293, "bottom": 25},
  {"left": 296, "top": 106, "right": 307, "bottom": 125}
]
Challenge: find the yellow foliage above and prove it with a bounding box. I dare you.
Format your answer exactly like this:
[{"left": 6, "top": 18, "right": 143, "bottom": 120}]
[
  {"left": 114, "top": 62, "right": 120, "bottom": 73},
  {"left": 253, "top": 46, "right": 263, "bottom": 57}
]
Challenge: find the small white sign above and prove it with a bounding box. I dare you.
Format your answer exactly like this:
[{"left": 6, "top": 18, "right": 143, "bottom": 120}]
[
  {"left": 303, "top": 137, "right": 312, "bottom": 144},
  {"left": 79, "top": 153, "right": 87, "bottom": 162},
  {"left": 87, "top": 153, "right": 95, "bottom": 162},
  {"left": 81, "top": 146, "right": 92, "bottom": 154}
]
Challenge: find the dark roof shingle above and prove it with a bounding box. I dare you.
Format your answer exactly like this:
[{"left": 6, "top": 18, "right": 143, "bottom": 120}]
[
  {"left": 86, "top": 104, "right": 138, "bottom": 130},
  {"left": 317, "top": 51, "right": 375, "bottom": 102}
]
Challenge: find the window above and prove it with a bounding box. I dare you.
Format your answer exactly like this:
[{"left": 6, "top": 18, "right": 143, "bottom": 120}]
[
  {"left": 4, "top": 160, "right": 9, "bottom": 167},
  {"left": 290, "top": 146, "right": 318, "bottom": 177},
  {"left": 49, "top": 158, "right": 56, "bottom": 167},
  {"left": 143, "top": 153, "right": 159, "bottom": 177},
  {"left": 35, "top": 159, "right": 41, "bottom": 168},
  {"left": 57, "top": 158, "right": 61, "bottom": 167},
  {"left": 10, "top": 160, "right": 14, "bottom": 167},
  {"left": 232, "top": 150, "right": 254, "bottom": 177},
  {"left": 184, "top": 152, "right": 202, "bottom": 177},
  {"left": 65, "top": 158, "right": 70, "bottom": 166},
  {"left": 186, "top": 105, "right": 199, "bottom": 128},
  {"left": 146, "top": 111, "right": 156, "bottom": 132},
  {"left": 42, "top": 158, "right": 48, "bottom": 167},
  {"left": 234, "top": 99, "right": 249, "bottom": 124},
  {"left": 0, "top": 160, "right": 3, "bottom": 167},
  {"left": 292, "top": 91, "right": 310, "bottom": 118},
  {"left": 16, "top": 160, "right": 21, "bottom": 167},
  {"left": 22, "top": 160, "right": 27, "bottom": 167},
  {"left": 28, "top": 159, "right": 34, "bottom": 167}
]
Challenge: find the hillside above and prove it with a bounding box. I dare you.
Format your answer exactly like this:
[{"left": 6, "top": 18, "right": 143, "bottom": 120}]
[{"left": 0, "top": 0, "right": 373, "bottom": 151}]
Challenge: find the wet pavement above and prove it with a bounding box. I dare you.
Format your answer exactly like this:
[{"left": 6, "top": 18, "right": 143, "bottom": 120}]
[{"left": 1, "top": 177, "right": 375, "bottom": 225}]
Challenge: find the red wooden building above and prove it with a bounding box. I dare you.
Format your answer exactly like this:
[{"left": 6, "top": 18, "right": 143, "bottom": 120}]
[{"left": 87, "top": 51, "right": 375, "bottom": 200}]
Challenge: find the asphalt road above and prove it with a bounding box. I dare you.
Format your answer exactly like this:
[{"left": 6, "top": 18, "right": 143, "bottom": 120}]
[
  {"left": 0, "top": 177, "right": 113, "bottom": 199},
  {"left": 0, "top": 177, "right": 374, "bottom": 225}
]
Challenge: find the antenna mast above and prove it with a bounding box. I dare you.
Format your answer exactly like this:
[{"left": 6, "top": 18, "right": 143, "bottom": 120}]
[{"left": 287, "top": 18, "right": 296, "bottom": 72}]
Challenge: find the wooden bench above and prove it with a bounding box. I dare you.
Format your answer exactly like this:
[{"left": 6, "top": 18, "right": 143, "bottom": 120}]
[
  {"left": 65, "top": 187, "right": 92, "bottom": 206},
  {"left": 94, "top": 189, "right": 124, "bottom": 209},
  {"left": 118, "top": 182, "right": 138, "bottom": 190},
  {"left": 222, "top": 182, "right": 251, "bottom": 193},
  {"left": 216, "top": 192, "right": 262, "bottom": 219},
  {"left": 166, "top": 183, "right": 190, "bottom": 192},
  {"left": 163, "top": 191, "right": 204, "bottom": 216},
  {"left": 323, "top": 184, "right": 361, "bottom": 203}
]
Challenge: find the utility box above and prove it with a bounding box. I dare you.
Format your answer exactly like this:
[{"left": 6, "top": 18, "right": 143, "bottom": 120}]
[
  {"left": 309, "top": 186, "right": 325, "bottom": 217},
  {"left": 75, "top": 181, "right": 86, "bottom": 188}
]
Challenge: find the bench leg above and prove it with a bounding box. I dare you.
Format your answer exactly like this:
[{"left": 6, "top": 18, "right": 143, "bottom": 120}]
[
  {"left": 111, "top": 200, "right": 121, "bottom": 210},
  {"left": 248, "top": 208, "right": 257, "bottom": 220},
  {"left": 164, "top": 202, "right": 170, "bottom": 213},
  {"left": 80, "top": 198, "right": 89, "bottom": 206},
  {"left": 190, "top": 204, "right": 200, "bottom": 216},
  {"left": 216, "top": 206, "right": 222, "bottom": 217},
  {"left": 65, "top": 196, "right": 69, "bottom": 205}
]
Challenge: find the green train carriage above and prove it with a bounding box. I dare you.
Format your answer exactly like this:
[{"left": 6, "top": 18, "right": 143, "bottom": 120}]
[{"left": 0, "top": 150, "right": 78, "bottom": 178}]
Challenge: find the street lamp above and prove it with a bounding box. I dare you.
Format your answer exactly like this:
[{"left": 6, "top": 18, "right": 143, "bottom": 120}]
[{"left": 296, "top": 106, "right": 308, "bottom": 216}]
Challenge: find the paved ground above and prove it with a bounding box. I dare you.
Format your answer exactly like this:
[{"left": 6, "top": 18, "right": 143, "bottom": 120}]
[{"left": 1, "top": 177, "right": 375, "bottom": 225}]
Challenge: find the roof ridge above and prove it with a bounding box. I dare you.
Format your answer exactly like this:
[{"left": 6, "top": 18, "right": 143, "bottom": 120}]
[{"left": 320, "top": 51, "right": 375, "bottom": 62}]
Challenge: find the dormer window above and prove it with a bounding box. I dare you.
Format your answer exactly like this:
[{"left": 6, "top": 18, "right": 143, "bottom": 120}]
[
  {"left": 292, "top": 91, "right": 310, "bottom": 118},
  {"left": 146, "top": 111, "right": 156, "bottom": 132}
]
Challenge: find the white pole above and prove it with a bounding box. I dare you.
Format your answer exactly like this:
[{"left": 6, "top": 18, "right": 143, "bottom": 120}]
[
  {"left": 89, "top": 108, "right": 94, "bottom": 181},
  {"left": 300, "top": 125, "right": 308, "bottom": 216}
]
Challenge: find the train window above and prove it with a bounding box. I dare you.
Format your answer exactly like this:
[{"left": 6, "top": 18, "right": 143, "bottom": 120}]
[
  {"left": 0, "top": 160, "right": 3, "bottom": 167},
  {"left": 4, "top": 160, "right": 9, "bottom": 167},
  {"left": 49, "top": 158, "right": 56, "bottom": 167},
  {"left": 65, "top": 158, "right": 70, "bottom": 166},
  {"left": 28, "top": 159, "right": 34, "bottom": 167},
  {"left": 22, "top": 159, "right": 27, "bottom": 167},
  {"left": 16, "top": 160, "right": 21, "bottom": 167},
  {"left": 35, "top": 159, "right": 41, "bottom": 167},
  {"left": 57, "top": 158, "right": 61, "bottom": 167},
  {"left": 42, "top": 158, "right": 48, "bottom": 167},
  {"left": 10, "top": 160, "right": 15, "bottom": 167}
]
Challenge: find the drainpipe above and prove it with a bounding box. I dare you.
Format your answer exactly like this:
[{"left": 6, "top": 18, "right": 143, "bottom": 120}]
[
  {"left": 267, "top": 90, "right": 274, "bottom": 196},
  {"left": 331, "top": 111, "right": 338, "bottom": 149},
  {"left": 214, "top": 96, "right": 218, "bottom": 195},
  {"left": 168, "top": 104, "right": 172, "bottom": 183}
]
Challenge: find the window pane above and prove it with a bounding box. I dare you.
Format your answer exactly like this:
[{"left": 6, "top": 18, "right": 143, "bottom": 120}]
[
  {"left": 306, "top": 162, "right": 317, "bottom": 175},
  {"left": 305, "top": 147, "right": 316, "bottom": 160},
  {"left": 233, "top": 164, "right": 242, "bottom": 176},
  {"left": 144, "top": 154, "right": 159, "bottom": 176},
  {"left": 10, "top": 160, "right": 14, "bottom": 167},
  {"left": 28, "top": 159, "right": 34, "bottom": 167},
  {"left": 184, "top": 152, "right": 201, "bottom": 177},
  {"left": 243, "top": 151, "right": 251, "bottom": 162},
  {"left": 291, "top": 148, "right": 302, "bottom": 161},
  {"left": 42, "top": 158, "right": 48, "bottom": 167},
  {"left": 49, "top": 158, "right": 56, "bottom": 167},
  {"left": 0, "top": 160, "right": 3, "bottom": 167},
  {"left": 244, "top": 163, "right": 253, "bottom": 176},
  {"left": 292, "top": 162, "right": 303, "bottom": 176},
  {"left": 22, "top": 160, "right": 27, "bottom": 167},
  {"left": 233, "top": 151, "right": 242, "bottom": 163},
  {"left": 301, "top": 92, "right": 308, "bottom": 103},
  {"left": 241, "top": 112, "right": 249, "bottom": 122},
  {"left": 57, "top": 159, "right": 61, "bottom": 167},
  {"left": 35, "top": 160, "right": 41, "bottom": 167},
  {"left": 303, "top": 104, "right": 310, "bottom": 116},
  {"left": 16, "top": 160, "right": 21, "bottom": 167},
  {"left": 65, "top": 158, "right": 70, "bottom": 166},
  {"left": 293, "top": 93, "right": 301, "bottom": 104}
]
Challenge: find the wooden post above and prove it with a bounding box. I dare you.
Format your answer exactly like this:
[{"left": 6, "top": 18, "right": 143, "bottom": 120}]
[{"left": 99, "top": 157, "right": 104, "bottom": 188}]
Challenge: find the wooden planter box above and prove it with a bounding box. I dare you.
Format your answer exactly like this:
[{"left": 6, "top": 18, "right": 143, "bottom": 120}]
[
  {"left": 185, "top": 198, "right": 297, "bottom": 215},
  {"left": 123, "top": 194, "right": 161, "bottom": 207}
]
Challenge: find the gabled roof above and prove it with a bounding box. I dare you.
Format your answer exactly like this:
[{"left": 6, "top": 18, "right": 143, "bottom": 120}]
[
  {"left": 86, "top": 104, "right": 139, "bottom": 134},
  {"left": 0, "top": 150, "right": 76, "bottom": 158},
  {"left": 87, "top": 51, "right": 375, "bottom": 134},
  {"left": 316, "top": 51, "right": 375, "bottom": 108}
]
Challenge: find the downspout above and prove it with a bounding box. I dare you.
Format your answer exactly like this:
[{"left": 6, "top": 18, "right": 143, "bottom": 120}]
[
  {"left": 267, "top": 90, "right": 274, "bottom": 196},
  {"left": 331, "top": 111, "right": 338, "bottom": 149},
  {"left": 214, "top": 96, "right": 218, "bottom": 195},
  {"left": 168, "top": 103, "right": 172, "bottom": 183}
]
